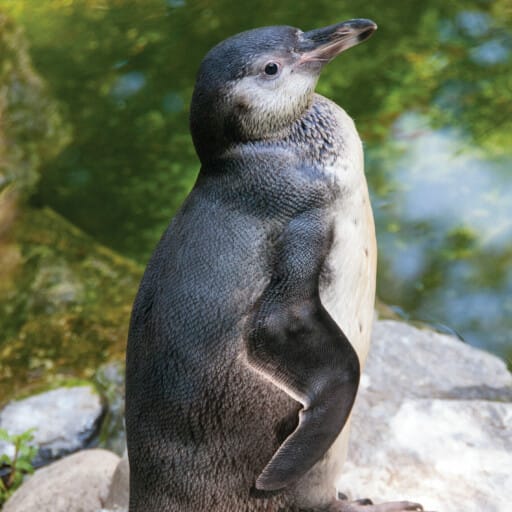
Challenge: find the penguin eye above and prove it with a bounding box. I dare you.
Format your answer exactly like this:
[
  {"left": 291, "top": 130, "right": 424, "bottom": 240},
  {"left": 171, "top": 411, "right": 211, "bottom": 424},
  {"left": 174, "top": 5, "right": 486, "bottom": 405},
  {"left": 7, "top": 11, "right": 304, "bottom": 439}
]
[{"left": 263, "top": 62, "right": 281, "bottom": 76}]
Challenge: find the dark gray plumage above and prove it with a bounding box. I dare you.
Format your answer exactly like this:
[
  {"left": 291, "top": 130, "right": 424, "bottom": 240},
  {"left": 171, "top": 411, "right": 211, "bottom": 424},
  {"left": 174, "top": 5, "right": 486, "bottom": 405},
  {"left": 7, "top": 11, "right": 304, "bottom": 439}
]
[{"left": 126, "top": 19, "right": 425, "bottom": 512}]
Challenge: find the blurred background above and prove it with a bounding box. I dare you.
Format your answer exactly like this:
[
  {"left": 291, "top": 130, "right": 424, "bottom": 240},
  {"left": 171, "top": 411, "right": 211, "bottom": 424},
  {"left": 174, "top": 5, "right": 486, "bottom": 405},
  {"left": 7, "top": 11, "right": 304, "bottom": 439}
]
[{"left": 0, "top": 0, "right": 511, "bottom": 404}]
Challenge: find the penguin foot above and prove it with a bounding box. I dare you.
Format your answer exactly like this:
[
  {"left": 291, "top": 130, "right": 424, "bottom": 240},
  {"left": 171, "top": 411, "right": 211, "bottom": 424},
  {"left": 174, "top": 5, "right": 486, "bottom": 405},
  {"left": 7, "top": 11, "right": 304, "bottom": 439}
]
[{"left": 328, "top": 498, "right": 431, "bottom": 512}]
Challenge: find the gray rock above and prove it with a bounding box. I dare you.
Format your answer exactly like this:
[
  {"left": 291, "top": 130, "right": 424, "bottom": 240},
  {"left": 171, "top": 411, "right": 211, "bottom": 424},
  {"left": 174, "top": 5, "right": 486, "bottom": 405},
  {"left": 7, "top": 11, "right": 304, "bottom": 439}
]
[
  {"left": 363, "top": 320, "right": 512, "bottom": 402},
  {"left": 0, "top": 385, "right": 105, "bottom": 464},
  {"left": 3, "top": 449, "right": 120, "bottom": 512},
  {"left": 338, "top": 320, "right": 512, "bottom": 512},
  {"left": 341, "top": 399, "right": 512, "bottom": 512}
]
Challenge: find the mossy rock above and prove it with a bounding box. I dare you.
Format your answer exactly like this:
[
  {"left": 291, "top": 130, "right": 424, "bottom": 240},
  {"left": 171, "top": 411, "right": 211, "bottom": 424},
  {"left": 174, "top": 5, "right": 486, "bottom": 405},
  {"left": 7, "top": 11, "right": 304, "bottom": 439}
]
[{"left": 0, "top": 207, "right": 142, "bottom": 404}]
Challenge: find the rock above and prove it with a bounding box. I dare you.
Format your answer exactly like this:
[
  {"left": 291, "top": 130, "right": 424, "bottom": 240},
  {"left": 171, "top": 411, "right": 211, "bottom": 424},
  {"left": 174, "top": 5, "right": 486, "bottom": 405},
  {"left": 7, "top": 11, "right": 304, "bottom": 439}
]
[
  {"left": 104, "top": 455, "right": 129, "bottom": 510},
  {"left": 0, "top": 207, "right": 142, "bottom": 402},
  {"left": 337, "top": 320, "right": 512, "bottom": 512},
  {"left": 0, "top": 385, "right": 105, "bottom": 464},
  {"left": 362, "top": 320, "right": 512, "bottom": 401},
  {"left": 94, "top": 319, "right": 511, "bottom": 511},
  {"left": 28, "top": 261, "right": 85, "bottom": 313},
  {"left": 3, "top": 449, "right": 119, "bottom": 512}
]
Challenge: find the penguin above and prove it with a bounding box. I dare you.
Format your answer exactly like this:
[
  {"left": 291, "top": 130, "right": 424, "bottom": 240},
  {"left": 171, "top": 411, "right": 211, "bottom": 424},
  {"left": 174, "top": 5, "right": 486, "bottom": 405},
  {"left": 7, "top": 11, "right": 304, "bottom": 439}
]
[{"left": 126, "top": 19, "right": 426, "bottom": 512}]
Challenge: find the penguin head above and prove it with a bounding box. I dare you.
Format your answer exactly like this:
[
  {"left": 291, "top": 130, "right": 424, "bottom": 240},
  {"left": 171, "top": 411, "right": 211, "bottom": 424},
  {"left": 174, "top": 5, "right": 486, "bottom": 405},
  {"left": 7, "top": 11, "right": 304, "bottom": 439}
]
[{"left": 190, "top": 19, "right": 377, "bottom": 162}]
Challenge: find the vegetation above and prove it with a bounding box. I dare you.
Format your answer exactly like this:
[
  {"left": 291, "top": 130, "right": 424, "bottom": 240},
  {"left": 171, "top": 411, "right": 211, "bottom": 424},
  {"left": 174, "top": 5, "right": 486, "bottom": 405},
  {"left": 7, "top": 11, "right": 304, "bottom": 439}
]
[
  {"left": 0, "top": 207, "right": 142, "bottom": 402},
  {"left": 0, "top": 428, "right": 36, "bottom": 506}
]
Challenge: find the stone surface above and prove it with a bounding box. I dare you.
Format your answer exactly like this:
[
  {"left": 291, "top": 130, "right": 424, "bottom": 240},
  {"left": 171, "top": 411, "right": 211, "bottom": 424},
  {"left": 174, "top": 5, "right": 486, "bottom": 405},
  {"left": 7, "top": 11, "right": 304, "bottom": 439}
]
[
  {"left": 0, "top": 385, "right": 105, "bottom": 464},
  {"left": 0, "top": 206, "right": 142, "bottom": 402},
  {"left": 104, "top": 455, "right": 129, "bottom": 510},
  {"left": 362, "top": 320, "right": 512, "bottom": 401},
  {"left": 3, "top": 449, "right": 120, "bottom": 512},
  {"left": 337, "top": 320, "right": 512, "bottom": 512}
]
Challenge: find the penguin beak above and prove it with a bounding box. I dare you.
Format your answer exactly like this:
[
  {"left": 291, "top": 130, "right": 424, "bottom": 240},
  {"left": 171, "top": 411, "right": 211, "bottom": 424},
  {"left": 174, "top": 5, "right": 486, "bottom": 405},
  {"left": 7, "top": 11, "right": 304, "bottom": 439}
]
[{"left": 298, "top": 19, "right": 377, "bottom": 67}]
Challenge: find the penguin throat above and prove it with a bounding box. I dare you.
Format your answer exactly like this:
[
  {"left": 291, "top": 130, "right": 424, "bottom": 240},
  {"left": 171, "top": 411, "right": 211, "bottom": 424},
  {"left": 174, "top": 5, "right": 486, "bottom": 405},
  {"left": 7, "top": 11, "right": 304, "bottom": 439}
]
[
  {"left": 226, "top": 92, "right": 314, "bottom": 143},
  {"left": 190, "top": 81, "right": 317, "bottom": 164}
]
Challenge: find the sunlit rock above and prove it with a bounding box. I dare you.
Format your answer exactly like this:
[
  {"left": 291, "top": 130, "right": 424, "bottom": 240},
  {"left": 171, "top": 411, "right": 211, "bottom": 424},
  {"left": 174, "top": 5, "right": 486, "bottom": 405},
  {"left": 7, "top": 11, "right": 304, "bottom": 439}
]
[
  {"left": 104, "top": 454, "right": 129, "bottom": 511},
  {"left": 2, "top": 449, "right": 119, "bottom": 512},
  {"left": 96, "top": 320, "right": 512, "bottom": 512},
  {"left": 338, "top": 320, "right": 512, "bottom": 512},
  {"left": 0, "top": 386, "right": 105, "bottom": 464},
  {"left": 2, "top": 320, "right": 510, "bottom": 511}
]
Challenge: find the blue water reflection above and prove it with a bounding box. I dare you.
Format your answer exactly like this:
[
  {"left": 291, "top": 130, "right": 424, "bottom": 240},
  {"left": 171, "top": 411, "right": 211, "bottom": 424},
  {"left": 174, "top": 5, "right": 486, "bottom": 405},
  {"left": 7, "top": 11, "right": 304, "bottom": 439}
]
[{"left": 372, "top": 113, "right": 512, "bottom": 357}]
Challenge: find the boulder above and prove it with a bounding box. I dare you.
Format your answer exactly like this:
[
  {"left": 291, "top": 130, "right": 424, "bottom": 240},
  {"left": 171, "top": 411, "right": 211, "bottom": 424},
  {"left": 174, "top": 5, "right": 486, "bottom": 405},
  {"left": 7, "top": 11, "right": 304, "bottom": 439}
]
[
  {"left": 104, "top": 455, "right": 129, "bottom": 510},
  {"left": 0, "top": 206, "right": 142, "bottom": 403},
  {"left": 3, "top": 449, "right": 119, "bottom": 512},
  {"left": 338, "top": 320, "right": 512, "bottom": 512},
  {"left": 0, "top": 385, "right": 105, "bottom": 464},
  {"left": 360, "top": 320, "right": 512, "bottom": 401},
  {"left": 97, "top": 320, "right": 512, "bottom": 512}
]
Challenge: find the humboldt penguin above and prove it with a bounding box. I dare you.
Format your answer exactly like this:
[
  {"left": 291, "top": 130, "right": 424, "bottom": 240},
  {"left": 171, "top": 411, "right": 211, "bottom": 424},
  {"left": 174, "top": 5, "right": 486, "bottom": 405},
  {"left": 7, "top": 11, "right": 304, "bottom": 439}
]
[{"left": 126, "top": 19, "right": 425, "bottom": 512}]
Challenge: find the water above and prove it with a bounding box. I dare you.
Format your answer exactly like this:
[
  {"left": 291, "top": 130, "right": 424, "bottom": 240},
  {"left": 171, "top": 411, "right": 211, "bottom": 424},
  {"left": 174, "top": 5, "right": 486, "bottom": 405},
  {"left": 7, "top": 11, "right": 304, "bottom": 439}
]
[{"left": 5, "top": 0, "right": 512, "bottom": 364}]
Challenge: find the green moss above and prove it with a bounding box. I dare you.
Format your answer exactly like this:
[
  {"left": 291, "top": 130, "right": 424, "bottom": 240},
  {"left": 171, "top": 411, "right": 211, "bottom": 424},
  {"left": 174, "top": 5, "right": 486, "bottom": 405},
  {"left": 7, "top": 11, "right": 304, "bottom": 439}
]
[
  {"left": 0, "top": 207, "right": 142, "bottom": 405},
  {"left": 5, "top": 377, "right": 98, "bottom": 403}
]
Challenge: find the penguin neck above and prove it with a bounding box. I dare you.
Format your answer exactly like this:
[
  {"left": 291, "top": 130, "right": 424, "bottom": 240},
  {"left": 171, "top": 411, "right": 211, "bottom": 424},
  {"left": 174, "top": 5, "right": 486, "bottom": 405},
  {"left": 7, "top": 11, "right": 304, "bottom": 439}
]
[
  {"left": 195, "top": 94, "right": 341, "bottom": 168},
  {"left": 279, "top": 94, "right": 342, "bottom": 167}
]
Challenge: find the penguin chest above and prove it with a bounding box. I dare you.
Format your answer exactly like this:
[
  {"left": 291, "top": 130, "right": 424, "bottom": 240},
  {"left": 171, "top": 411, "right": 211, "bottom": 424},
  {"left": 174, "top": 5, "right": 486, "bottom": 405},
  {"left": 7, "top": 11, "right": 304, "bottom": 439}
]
[{"left": 312, "top": 97, "right": 377, "bottom": 366}]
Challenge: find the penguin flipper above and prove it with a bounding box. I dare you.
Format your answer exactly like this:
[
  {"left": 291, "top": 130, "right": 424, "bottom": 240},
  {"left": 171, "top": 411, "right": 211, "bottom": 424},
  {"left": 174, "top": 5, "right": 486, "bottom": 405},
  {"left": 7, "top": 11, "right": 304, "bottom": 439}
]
[{"left": 246, "top": 210, "right": 360, "bottom": 492}]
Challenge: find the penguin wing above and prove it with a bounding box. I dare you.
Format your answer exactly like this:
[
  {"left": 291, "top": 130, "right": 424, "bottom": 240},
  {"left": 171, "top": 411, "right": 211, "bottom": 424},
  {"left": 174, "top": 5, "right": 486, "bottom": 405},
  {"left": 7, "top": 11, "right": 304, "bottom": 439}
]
[{"left": 246, "top": 209, "right": 360, "bottom": 492}]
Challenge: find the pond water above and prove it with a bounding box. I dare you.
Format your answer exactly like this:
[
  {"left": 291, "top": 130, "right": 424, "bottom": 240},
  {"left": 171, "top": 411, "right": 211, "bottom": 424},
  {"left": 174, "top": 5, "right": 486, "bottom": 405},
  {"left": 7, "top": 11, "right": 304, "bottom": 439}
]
[{"left": 5, "top": 0, "right": 512, "bottom": 363}]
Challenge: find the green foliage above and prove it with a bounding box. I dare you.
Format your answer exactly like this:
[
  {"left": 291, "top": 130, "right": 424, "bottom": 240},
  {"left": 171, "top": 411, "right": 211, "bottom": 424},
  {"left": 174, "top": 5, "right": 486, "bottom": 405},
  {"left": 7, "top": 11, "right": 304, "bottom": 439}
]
[
  {"left": 443, "top": 227, "right": 478, "bottom": 260},
  {"left": 0, "top": 428, "right": 37, "bottom": 506}
]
